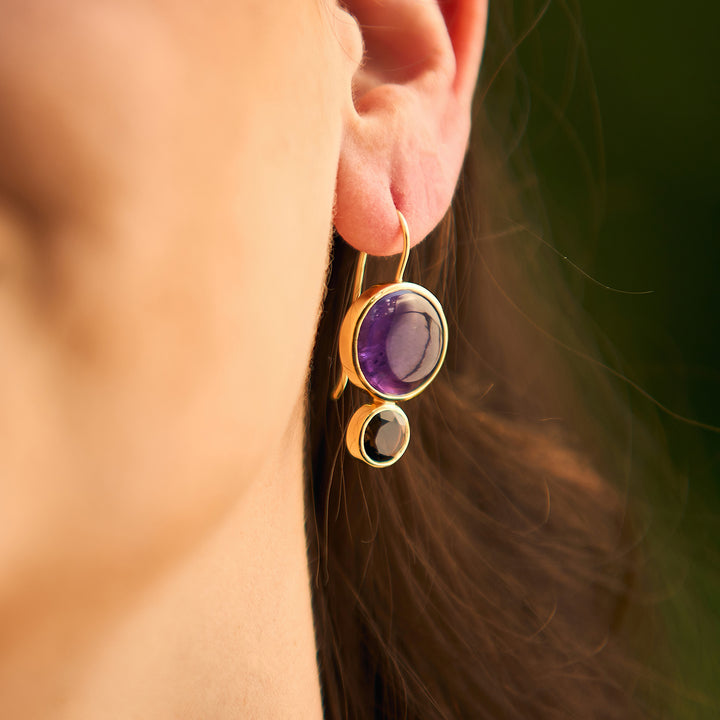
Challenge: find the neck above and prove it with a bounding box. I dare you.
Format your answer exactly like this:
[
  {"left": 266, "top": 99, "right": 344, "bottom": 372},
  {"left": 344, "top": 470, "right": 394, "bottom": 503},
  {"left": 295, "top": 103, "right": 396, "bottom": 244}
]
[{"left": 0, "top": 409, "right": 323, "bottom": 720}]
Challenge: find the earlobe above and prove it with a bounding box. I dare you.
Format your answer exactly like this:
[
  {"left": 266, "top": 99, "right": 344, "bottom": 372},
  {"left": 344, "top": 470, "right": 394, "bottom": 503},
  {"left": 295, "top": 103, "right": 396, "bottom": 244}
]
[{"left": 333, "top": 0, "right": 488, "bottom": 256}]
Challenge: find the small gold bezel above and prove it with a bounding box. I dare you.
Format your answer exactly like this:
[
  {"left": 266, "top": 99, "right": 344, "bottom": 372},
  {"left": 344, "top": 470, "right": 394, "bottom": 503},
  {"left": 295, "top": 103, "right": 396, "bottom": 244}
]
[
  {"left": 346, "top": 402, "right": 410, "bottom": 468},
  {"left": 337, "top": 282, "right": 448, "bottom": 402}
]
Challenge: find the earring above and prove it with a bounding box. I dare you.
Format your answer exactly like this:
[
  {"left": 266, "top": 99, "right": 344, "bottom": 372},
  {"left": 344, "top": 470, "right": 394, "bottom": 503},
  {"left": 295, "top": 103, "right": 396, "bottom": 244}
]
[{"left": 332, "top": 210, "right": 448, "bottom": 467}]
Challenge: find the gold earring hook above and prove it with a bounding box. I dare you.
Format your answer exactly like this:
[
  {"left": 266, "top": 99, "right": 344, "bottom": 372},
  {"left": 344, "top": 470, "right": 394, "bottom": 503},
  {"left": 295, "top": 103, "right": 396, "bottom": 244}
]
[
  {"left": 394, "top": 210, "right": 411, "bottom": 283},
  {"left": 332, "top": 210, "right": 411, "bottom": 401}
]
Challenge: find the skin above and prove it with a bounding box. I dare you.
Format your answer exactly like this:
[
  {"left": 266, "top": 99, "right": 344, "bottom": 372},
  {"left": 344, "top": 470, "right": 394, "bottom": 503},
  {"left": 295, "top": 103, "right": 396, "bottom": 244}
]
[{"left": 0, "top": 0, "right": 486, "bottom": 717}]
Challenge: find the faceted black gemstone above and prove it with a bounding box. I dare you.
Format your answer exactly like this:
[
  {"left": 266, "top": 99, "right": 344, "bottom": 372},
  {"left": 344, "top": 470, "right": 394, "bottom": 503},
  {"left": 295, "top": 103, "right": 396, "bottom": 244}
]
[{"left": 363, "top": 408, "right": 408, "bottom": 463}]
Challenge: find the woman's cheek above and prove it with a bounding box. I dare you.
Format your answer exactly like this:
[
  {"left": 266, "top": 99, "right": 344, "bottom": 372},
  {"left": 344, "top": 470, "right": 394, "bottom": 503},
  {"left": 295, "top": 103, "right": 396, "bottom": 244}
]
[
  {"left": 0, "top": 0, "right": 341, "bottom": 546},
  {"left": 0, "top": 2, "right": 185, "bottom": 222}
]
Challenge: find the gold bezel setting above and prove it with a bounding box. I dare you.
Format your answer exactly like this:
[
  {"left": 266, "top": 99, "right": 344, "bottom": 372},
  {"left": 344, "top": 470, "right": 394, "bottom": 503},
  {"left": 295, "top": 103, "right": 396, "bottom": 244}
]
[
  {"left": 346, "top": 402, "right": 411, "bottom": 468},
  {"left": 332, "top": 210, "right": 449, "bottom": 468},
  {"left": 338, "top": 282, "right": 448, "bottom": 402}
]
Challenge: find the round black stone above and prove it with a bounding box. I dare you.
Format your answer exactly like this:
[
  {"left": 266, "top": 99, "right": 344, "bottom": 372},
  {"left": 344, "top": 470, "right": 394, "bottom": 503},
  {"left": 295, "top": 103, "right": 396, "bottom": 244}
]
[{"left": 362, "top": 408, "right": 408, "bottom": 463}]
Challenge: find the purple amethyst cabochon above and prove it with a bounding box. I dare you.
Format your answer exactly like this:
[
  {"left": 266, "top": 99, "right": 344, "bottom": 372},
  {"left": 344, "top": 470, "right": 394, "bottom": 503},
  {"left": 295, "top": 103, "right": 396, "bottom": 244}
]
[{"left": 356, "top": 289, "right": 445, "bottom": 397}]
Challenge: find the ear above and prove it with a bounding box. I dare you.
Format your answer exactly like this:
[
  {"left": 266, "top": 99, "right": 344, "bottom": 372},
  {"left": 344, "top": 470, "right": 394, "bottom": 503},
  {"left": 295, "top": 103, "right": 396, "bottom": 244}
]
[{"left": 333, "top": 0, "right": 488, "bottom": 256}]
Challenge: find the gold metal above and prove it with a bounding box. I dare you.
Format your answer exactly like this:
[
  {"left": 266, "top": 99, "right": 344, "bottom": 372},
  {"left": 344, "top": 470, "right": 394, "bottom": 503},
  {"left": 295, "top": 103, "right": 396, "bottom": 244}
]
[
  {"left": 337, "top": 281, "right": 448, "bottom": 402},
  {"left": 353, "top": 251, "right": 368, "bottom": 301},
  {"left": 331, "top": 363, "right": 349, "bottom": 400},
  {"left": 394, "top": 209, "right": 410, "bottom": 283},
  {"left": 332, "top": 209, "right": 412, "bottom": 401},
  {"left": 346, "top": 402, "right": 410, "bottom": 468},
  {"left": 331, "top": 208, "right": 447, "bottom": 468}
]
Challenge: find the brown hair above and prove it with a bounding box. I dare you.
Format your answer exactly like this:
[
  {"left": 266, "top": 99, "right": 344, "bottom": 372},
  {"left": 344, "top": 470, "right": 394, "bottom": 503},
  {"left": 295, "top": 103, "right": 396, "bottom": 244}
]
[{"left": 306, "top": 2, "right": 663, "bottom": 717}]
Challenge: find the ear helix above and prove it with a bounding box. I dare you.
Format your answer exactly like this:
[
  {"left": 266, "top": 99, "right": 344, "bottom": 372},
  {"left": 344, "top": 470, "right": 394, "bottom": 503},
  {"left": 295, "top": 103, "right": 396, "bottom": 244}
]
[{"left": 332, "top": 210, "right": 448, "bottom": 467}]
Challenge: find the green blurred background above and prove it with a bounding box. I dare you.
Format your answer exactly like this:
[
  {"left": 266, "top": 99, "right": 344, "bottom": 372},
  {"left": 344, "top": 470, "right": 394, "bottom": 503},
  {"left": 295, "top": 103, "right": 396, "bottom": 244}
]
[
  {"left": 517, "top": 0, "right": 719, "bottom": 467},
  {"left": 513, "top": 0, "right": 719, "bottom": 714}
]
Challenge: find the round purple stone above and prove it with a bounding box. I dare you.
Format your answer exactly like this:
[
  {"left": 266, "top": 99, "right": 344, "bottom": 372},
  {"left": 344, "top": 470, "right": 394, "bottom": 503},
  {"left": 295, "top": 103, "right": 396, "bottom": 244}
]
[{"left": 357, "top": 289, "right": 444, "bottom": 397}]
